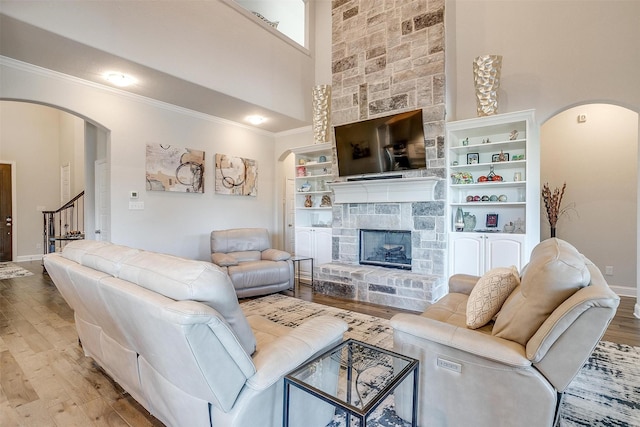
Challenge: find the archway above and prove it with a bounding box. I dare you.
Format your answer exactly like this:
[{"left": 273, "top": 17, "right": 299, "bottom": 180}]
[
  {"left": 540, "top": 103, "right": 638, "bottom": 303},
  {"left": 0, "top": 100, "right": 110, "bottom": 260}
]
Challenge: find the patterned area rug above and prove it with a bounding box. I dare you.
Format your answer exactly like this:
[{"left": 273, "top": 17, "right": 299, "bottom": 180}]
[
  {"left": 240, "top": 294, "right": 640, "bottom": 427},
  {"left": 0, "top": 262, "right": 34, "bottom": 280}
]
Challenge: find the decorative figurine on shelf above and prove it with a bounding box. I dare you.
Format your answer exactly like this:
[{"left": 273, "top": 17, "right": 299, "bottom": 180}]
[
  {"left": 304, "top": 195, "right": 313, "bottom": 207},
  {"left": 462, "top": 137, "right": 469, "bottom": 146},
  {"left": 319, "top": 155, "right": 327, "bottom": 162},
  {"left": 454, "top": 207, "right": 465, "bottom": 231},
  {"left": 498, "top": 150, "right": 507, "bottom": 162},
  {"left": 509, "top": 130, "right": 519, "bottom": 140},
  {"left": 320, "top": 195, "right": 332, "bottom": 207}
]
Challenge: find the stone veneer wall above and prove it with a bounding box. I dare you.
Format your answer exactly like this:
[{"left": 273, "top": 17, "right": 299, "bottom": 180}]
[{"left": 316, "top": 0, "right": 448, "bottom": 311}]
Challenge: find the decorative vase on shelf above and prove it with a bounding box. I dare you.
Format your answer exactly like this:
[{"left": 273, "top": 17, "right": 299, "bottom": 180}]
[
  {"left": 304, "top": 195, "right": 313, "bottom": 207},
  {"left": 454, "top": 207, "right": 465, "bottom": 231},
  {"left": 463, "top": 212, "right": 476, "bottom": 232}
]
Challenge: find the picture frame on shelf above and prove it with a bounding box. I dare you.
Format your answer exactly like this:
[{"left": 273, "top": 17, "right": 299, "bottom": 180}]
[
  {"left": 467, "top": 153, "right": 479, "bottom": 164},
  {"left": 492, "top": 153, "right": 509, "bottom": 162},
  {"left": 486, "top": 213, "right": 499, "bottom": 228}
]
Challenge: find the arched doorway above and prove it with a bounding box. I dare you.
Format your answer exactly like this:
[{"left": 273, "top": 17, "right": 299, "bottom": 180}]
[
  {"left": 540, "top": 103, "right": 638, "bottom": 301},
  {"left": 0, "top": 100, "right": 110, "bottom": 260}
]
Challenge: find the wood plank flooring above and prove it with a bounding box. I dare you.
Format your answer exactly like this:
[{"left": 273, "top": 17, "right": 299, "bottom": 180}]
[{"left": 1, "top": 261, "right": 638, "bottom": 426}]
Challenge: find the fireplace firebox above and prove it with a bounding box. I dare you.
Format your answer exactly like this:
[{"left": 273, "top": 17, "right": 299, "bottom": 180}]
[{"left": 359, "top": 229, "right": 412, "bottom": 270}]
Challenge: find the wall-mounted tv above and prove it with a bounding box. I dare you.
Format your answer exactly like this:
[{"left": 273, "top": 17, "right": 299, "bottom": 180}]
[{"left": 334, "top": 109, "right": 427, "bottom": 178}]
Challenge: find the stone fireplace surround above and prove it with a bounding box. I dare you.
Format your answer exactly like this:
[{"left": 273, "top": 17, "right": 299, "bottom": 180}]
[{"left": 314, "top": 177, "right": 447, "bottom": 312}]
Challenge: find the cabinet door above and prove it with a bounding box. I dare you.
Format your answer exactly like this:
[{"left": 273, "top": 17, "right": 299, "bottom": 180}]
[
  {"left": 485, "top": 234, "right": 525, "bottom": 271},
  {"left": 314, "top": 227, "right": 333, "bottom": 265},
  {"left": 449, "top": 234, "right": 484, "bottom": 276},
  {"left": 295, "top": 228, "right": 313, "bottom": 260}
]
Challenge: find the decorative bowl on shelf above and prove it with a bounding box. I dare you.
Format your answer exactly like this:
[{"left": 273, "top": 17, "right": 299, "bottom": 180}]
[
  {"left": 451, "top": 171, "right": 474, "bottom": 184},
  {"left": 299, "top": 182, "right": 312, "bottom": 192}
]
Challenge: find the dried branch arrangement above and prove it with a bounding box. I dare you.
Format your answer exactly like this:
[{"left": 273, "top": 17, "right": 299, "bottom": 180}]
[{"left": 541, "top": 182, "right": 566, "bottom": 229}]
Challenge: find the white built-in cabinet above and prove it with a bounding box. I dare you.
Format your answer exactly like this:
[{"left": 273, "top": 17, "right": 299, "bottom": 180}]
[
  {"left": 291, "top": 143, "right": 334, "bottom": 278},
  {"left": 294, "top": 227, "right": 332, "bottom": 276},
  {"left": 447, "top": 110, "right": 539, "bottom": 276}
]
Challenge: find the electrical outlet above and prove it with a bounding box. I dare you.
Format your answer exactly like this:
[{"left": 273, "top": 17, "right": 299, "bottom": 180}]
[{"left": 605, "top": 266, "right": 613, "bottom": 276}]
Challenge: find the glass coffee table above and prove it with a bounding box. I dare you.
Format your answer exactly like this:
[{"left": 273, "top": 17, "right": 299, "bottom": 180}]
[{"left": 283, "top": 339, "right": 419, "bottom": 427}]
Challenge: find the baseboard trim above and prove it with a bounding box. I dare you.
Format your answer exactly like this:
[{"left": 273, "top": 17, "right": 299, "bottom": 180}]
[
  {"left": 609, "top": 285, "right": 637, "bottom": 298},
  {"left": 16, "top": 254, "right": 44, "bottom": 262},
  {"left": 635, "top": 303, "right": 640, "bottom": 319}
]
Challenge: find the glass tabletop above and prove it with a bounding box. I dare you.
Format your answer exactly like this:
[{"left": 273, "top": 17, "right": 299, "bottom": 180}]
[{"left": 286, "top": 339, "right": 415, "bottom": 412}]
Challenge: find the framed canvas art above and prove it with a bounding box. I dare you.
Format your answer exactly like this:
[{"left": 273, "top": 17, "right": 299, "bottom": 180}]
[
  {"left": 145, "top": 144, "right": 204, "bottom": 193},
  {"left": 215, "top": 154, "right": 258, "bottom": 196}
]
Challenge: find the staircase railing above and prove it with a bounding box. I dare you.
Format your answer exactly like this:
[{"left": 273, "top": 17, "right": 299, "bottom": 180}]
[{"left": 43, "top": 191, "right": 85, "bottom": 254}]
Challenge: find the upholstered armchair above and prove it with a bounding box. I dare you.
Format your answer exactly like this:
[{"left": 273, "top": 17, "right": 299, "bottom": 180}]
[
  {"left": 391, "top": 238, "right": 620, "bottom": 427},
  {"left": 210, "top": 228, "right": 293, "bottom": 298}
]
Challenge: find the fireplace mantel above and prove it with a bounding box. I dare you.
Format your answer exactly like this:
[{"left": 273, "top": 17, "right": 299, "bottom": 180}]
[{"left": 329, "top": 176, "right": 438, "bottom": 204}]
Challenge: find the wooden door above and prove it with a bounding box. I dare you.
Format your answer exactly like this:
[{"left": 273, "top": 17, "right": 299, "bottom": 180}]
[{"left": 0, "top": 163, "right": 12, "bottom": 261}]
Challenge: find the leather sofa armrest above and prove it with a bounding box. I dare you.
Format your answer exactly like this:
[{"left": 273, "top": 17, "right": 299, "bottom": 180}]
[
  {"left": 390, "top": 313, "right": 530, "bottom": 367},
  {"left": 261, "top": 248, "right": 291, "bottom": 262},
  {"left": 246, "top": 316, "right": 348, "bottom": 391},
  {"left": 448, "top": 274, "right": 480, "bottom": 295},
  {"left": 212, "top": 252, "right": 238, "bottom": 267}
]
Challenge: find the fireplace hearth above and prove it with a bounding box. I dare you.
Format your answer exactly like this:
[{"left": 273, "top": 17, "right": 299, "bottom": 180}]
[{"left": 359, "top": 229, "right": 412, "bottom": 270}]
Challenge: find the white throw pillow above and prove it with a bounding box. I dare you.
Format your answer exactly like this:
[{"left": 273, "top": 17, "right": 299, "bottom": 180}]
[{"left": 466, "top": 266, "right": 520, "bottom": 329}]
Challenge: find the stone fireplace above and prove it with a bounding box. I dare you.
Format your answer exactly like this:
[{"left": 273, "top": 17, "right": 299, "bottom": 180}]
[
  {"left": 318, "top": 0, "right": 448, "bottom": 311},
  {"left": 314, "top": 178, "right": 447, "bottom": 312}
]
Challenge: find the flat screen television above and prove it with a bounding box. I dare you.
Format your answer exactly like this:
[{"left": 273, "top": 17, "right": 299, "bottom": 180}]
[{"left": 334, "top": 109, "right": 427, "bottom": 178}]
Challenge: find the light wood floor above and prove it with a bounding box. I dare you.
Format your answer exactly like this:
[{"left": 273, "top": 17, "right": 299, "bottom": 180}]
[{"left": 1, "top": 261, "right": 638, "bottom": 426}]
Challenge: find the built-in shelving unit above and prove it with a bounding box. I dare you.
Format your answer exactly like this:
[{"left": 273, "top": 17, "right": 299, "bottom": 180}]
[
  {"left": 291, "top": 143, "right": 334, "bottom": 279},
  {"left": 446, "top": 110, "right": 540, "bottom": 276}
]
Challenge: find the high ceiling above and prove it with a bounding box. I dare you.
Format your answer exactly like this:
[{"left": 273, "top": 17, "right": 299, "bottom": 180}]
[{"left": 0, "top": 2, "right": 312, "bottom": 133}]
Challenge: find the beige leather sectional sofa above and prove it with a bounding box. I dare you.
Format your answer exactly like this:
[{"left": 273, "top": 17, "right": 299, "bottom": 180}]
[{"left": 44, "top": 240, "right": 347, "bottom": 427}]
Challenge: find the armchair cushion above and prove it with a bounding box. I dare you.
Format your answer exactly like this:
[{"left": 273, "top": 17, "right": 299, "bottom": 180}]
[
  {"left": 212, "top": 252, "right": 238, "bottom": 267},
  {"left": 493, "top": 238, "right": 591, "bottom": 345},
  {"left": 261, "top": 248, "right": 291, "bottom": 262},
  {"left": 466, "top": 266, "right": 520, "bottom": 329}
]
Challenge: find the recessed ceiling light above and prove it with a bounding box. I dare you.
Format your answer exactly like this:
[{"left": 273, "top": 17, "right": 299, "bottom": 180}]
[
  {"left": 246, "top": 115, "right": 267, "bottom": 125},
  {"left": 104, "top": 72, "right": 136, "bottom": 87}
]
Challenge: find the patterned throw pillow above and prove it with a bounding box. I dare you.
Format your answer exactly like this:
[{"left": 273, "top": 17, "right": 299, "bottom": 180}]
[{"left": 466, "top": 266, "right": 520, "bottom": 329}]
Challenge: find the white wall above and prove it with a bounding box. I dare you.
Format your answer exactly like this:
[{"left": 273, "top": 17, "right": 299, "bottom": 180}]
[
  {"left": 0, "top": 101, "right": 61, "bottom": 258},
  {"left": 541, "top": 104, "right": 638, "bottom": 294},
  {"left": 445, "top": 0, "right": 640, "bottom": 122},
  {"left": 0, "top": 58, "right": 280, "bottom": 261},
  {"left": 58, "top": 111, "right": 85, "bottom": 198}
]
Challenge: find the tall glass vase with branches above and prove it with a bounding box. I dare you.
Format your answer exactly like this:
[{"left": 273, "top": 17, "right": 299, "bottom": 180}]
[{"left": 541, "top": 182, "right": 575, "bottom": 238}]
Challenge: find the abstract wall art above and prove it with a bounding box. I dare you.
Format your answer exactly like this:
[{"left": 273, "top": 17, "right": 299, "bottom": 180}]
[
  {"left": 215, "top": 154, "right": 258, "bottom": 196},
  {"left": 145, "top": 144, "right": 205, "bottom": 193}
]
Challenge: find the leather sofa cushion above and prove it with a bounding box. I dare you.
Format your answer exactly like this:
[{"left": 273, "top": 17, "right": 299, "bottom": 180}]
[
  {"left": 211, "top": 228, "right": 271, "bottom": 253},
  {"left": 80, "top": 243, "right": 141, "bottom": 277},
  {"left": 466, "top": 266, "right": 520, "bottom": 329},
  {"left": 116, "top": 251, "right": 257, "bottom": 355},
  {"left": 261, "top": 248, "right": 291, "bottom": 262},
  {"left": 493, "top": 238, "right": 590, "bottom": 345},
  {"left": 228, "top": 260, "right": 291, "bottom": 290},
  {"left": 61, "top": 239, "right": 111, "bottom": 264}
]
